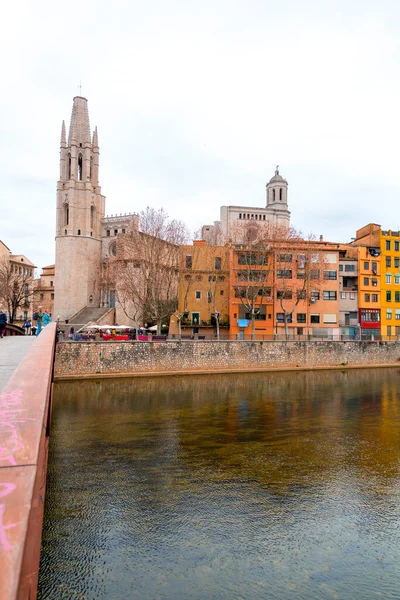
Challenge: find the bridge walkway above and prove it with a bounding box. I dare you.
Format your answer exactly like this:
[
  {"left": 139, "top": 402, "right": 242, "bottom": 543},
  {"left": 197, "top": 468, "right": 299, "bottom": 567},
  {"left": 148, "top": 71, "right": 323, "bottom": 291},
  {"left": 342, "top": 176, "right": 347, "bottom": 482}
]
[
  {"left": 0, "top": 324, "right": 56, "bottom": 600},
  {"left": 0, "top": 337, "right": 36, "bottom": 394}
]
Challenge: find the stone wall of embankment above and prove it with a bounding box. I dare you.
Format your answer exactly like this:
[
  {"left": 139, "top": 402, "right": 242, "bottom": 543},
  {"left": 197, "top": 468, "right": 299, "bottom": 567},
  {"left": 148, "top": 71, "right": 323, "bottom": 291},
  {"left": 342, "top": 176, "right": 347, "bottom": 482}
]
[{"left": 54, "top": 340, "right": 400, "bottom": 379}]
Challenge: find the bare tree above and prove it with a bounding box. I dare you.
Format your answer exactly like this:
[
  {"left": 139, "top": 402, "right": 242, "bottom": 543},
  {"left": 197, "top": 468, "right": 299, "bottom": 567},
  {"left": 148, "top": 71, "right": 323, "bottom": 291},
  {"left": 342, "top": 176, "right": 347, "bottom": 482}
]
[
  {"left": 231, "top": 220, "right": 290, "bottom": 340},
  {"left": 206, "top": 265, "right": 229, "bottom": 340},
  {"left": 272, "top": 238, "right": 328, "bottom": 339},
  {"left": 174, "top": 273, "right": 197, "bottom": 339},
  {"left": 0, "top": 258, "right": 36, "bottom": 323},
  {"left": 110, "top": 207, "right": 190, "bottom": 333}
]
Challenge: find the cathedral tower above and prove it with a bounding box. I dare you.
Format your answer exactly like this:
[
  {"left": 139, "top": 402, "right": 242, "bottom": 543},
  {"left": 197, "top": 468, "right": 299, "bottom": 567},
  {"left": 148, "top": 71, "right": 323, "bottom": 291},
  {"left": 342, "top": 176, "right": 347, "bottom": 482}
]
[
  {"left": 265, "top": 166, "right": 290, "bottom": 229},
  {"left": 54, "top": 96, "right": 105, "bottom": 321}
]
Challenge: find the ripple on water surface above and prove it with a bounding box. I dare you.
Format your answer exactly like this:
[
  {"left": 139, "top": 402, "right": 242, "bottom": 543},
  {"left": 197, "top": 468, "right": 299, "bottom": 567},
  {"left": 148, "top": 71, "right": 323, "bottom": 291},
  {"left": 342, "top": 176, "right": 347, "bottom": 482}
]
[{"left": 39, "top": 369, "right": 400, "bottom": 599}]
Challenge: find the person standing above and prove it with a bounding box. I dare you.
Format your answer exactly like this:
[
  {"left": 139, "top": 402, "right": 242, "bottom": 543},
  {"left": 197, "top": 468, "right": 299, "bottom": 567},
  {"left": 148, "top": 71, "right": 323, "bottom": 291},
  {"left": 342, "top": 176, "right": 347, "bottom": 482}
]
[
  {"left": 23, "top": 318, "right": 31, "bottom": 335},
  {"left": 35, "top": 307, "right": 44, "bottom": 336},
  {"left": 43, "top": 311, "right": 51, "bottom": 327},
  {"left": 0, "top": 311, "right": 7, "bottom": 338}
]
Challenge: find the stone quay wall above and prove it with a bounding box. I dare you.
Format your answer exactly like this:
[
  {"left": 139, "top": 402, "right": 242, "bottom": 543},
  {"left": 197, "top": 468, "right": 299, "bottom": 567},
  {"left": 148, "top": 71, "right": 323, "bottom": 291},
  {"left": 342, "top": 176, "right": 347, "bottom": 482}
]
[{"left": 54, "top": 340, "right": 400, "bottom": 379}]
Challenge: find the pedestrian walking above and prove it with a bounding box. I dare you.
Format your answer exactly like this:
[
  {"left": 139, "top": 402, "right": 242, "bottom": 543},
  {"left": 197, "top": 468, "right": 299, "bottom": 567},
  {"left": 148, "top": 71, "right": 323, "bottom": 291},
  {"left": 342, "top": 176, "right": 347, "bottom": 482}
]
[
  {"left": 43, "top": 311, "right": 51, "bottom": 327},
  {"left": 35, "top": 306, "right": 44, "bottom": 336},
  {"left": 0, "top": 311, "right": 7, "bottom": 338},
  {"left": 23, "top": 318, "right": 31, "bottom": 335}
]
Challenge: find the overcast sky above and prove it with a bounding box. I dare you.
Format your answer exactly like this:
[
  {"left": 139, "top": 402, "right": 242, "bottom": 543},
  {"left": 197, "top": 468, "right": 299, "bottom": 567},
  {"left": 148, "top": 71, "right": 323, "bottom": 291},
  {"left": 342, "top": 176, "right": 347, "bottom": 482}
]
[{"left": 1, "top": 0, "right": 400, "bottom": 270}]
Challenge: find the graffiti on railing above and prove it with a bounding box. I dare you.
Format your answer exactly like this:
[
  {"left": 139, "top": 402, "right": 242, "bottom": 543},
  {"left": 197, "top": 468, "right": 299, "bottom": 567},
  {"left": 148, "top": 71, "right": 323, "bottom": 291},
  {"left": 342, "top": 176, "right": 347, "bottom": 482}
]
[
  {"left": 0, "top": 483, "right": 18, "bottom": 551},
  {"left": 0, "top": 389, "right": 36, "bottom": 466},
  {"left": 0, "top": 389, "right": 36, "bottom": 552}
]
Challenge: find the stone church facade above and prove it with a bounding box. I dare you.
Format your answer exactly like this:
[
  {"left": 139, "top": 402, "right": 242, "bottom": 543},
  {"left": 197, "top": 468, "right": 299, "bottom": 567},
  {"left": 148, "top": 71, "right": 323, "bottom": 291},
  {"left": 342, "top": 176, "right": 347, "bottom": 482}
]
[
  {"left": 201, "top": 167, "right": 291, "bottom": 244},
  {"left": 54, "top": 96, "right": 137, "bottom": 323}
]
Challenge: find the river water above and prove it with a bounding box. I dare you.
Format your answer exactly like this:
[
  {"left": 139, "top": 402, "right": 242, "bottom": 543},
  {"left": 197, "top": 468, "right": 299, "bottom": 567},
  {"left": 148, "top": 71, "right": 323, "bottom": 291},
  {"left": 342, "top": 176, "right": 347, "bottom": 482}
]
[{"left": 38, "top": 369, "right": 400, "bottom": 599}]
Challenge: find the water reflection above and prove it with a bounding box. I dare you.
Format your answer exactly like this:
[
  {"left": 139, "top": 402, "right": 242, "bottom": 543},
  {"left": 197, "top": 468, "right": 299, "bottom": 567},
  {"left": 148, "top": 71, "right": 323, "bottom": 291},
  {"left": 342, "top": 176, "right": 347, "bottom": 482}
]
[{"left": 39, "top": 369, "right": 400, "bottom": 599}]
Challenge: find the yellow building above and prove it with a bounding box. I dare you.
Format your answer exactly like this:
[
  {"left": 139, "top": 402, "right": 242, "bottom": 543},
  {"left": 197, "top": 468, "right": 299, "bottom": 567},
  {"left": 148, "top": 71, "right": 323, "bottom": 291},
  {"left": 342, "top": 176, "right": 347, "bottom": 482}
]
[
  {"left": 380, "top": 229, "right": 400, "bottom": 339},
  {"left": 170, "top": 241, "right": 230, "bottom": 339}
]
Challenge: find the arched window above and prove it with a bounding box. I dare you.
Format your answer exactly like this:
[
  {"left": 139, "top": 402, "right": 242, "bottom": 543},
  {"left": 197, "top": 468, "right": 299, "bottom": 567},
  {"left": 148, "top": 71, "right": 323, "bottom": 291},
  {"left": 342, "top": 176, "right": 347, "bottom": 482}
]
[
  {"left": 279, "top": 188, "right": 282, "bottom": 201},
  {"left": 273, "top": 189, "right": 276, "bottom": 201},
  {"left": 68, "top": 154, "right": 71, "bottom": 179},
  {"left": 78, "top": 154, "right": 83, "bottom": 181},
  {"left": 78, "top": 229, "right": 81, "bottom": 235},
  {"left": 90, "top": 206, "right": 95, "bottom": 229},
  {"left": 64, "top": 203, "right": 69, "bottom": 226}
]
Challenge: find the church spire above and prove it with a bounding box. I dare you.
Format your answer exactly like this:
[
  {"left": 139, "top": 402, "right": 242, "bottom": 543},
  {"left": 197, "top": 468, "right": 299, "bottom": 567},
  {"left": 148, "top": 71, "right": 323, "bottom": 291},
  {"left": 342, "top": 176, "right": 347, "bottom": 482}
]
[
  {"left": 92, "top": 126, "right": 98, "bottom": 148},
  {"left": 68, "top": 96, "right": 91, "bottom": 145},
  {"left": 60, "top": 120, "right": 66, "bottom": 146}
]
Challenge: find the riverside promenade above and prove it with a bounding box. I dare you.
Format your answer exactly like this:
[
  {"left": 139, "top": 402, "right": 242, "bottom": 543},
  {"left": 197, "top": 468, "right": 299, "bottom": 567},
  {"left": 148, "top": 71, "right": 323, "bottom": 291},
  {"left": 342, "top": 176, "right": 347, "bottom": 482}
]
[
  {"left": 0, "top": 325, "right": 56, "bottom": 600},
  {"left": 0, "top": 337, "right": 36, "bottom": 393}
]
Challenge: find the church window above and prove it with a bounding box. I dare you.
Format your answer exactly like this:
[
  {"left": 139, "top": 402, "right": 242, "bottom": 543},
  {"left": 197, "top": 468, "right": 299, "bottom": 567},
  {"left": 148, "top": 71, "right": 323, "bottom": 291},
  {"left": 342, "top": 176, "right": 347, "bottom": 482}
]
[
  {"left": 263, "top": 215, "right": 266, "bottom": 220},
  {"left": 273, "top": 189, "right": 275, "bottom": 201},
  {"left": 90, "top": 156, "right": 93, "bottom": 179},
  {"left": 90, "top": 206, "right": 95, "bottom": 229},
  {"left": 78, "top": 229, "right": 81, "bottom": 235},
  {"left": 68, "top": 154, "right": 71, "bottom": 179},
  {"left": 90, "top": 232, "right": 92, "bottom": 236},
  {"left": 80, "top": 143, "right": 82, "bottom": 147},
  {"left": 106, "top": 230, "right": 110, "bottom": 237},
  {"left": 64, "top": 203, "right": 69, "bottom": 226},
  {"left": 64, "top": 229, "right": 67, "bottom": 235},
  {"left": 239, "top": 213, "right": 242, "bottom": 219},
  {"left": 114, "top": 229, "right": 118, "bottom": 236},
  {"left": 78, "top": 154, "right": 83, "bottom": 181},
  {"left": 279, "top": 188, "right": 282, "bottom": 200}
]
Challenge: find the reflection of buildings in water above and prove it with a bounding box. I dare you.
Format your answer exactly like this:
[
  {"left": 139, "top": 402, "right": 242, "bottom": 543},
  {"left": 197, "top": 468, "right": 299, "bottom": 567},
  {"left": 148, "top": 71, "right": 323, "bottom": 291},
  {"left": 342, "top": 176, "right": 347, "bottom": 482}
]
[{"left": 53, "top": 369, "right": 400, "bottom": 496}]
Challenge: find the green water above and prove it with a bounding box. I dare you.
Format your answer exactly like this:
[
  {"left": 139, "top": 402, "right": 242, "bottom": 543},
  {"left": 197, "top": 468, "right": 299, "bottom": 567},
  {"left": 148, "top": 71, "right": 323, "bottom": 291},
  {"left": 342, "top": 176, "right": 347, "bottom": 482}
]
[{"left": 38, "top": 369, "right": 400, "bottom": 599}]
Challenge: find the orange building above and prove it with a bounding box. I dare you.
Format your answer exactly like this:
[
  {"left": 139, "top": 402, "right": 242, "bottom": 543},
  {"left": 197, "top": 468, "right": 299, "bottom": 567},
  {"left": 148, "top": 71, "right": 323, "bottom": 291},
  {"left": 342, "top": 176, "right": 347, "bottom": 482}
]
[
  {"left": 351, "top": 224, "right": 381, "bottom": 339},
  {"left": 229, "top": 245, "right": 274, "bottom": 339},
  {"left": 229, "top": 239, "right": 340, "bottom": 340}
]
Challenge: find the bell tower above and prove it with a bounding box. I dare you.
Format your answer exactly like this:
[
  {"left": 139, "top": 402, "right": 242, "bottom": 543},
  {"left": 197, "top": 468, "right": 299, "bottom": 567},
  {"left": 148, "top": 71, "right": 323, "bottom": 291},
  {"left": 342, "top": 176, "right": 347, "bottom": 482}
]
[
  {"left": 54, "top": 96, "right": 106, "bottom": 321},
  {"left": 265, "top": 166, "right": 290, "bottom": 229}
]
